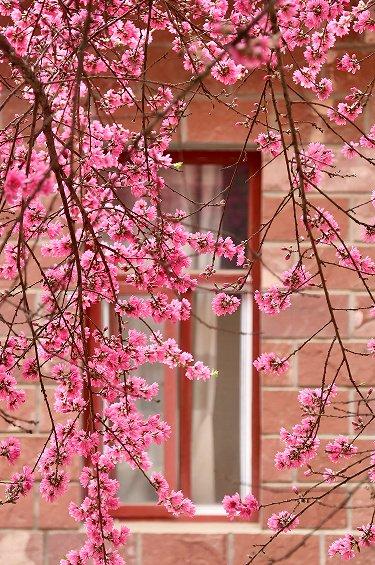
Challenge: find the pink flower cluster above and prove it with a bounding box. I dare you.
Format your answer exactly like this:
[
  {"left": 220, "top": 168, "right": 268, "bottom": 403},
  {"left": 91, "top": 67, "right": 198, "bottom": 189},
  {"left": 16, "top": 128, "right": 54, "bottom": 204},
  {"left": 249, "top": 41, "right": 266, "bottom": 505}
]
[
  {"left": 267, "top": 511, "right": 300, "bottom": 533},
  {"left": 0, "top": 437, "right": 21, "bottom": 464},
  {"left": 303, "top": 207, "right": 340, "bottom": 244},
  {"left": 211, "top": 293, "right": 241, "bottom": 316},
  {"left": 325, "top": 436, "right": 358, "bottom": 463},
  {"left": 298, "top": 384, "right": 338, "bottom": 415},
  {"left": 336, "top": 246, "right": 375, "bottom": 275},
  {"left": 255, "top": 131, "right": 282, "bottom": 157},
  {"left": 5, "top": 465, "right": 34, "bottom": 503},
  {"left": 255, "top": 263, "right": 311, "bottom": 315},
  {"left": 152, "top": 473, "right": 195, "bottom": 517},
  {"left": 275, "top": 418, "right": 320, "bottom": 470},
  {"left": 328, "top": 524, "right": 375, "bottom": 561},
  {"left": 222, "top": 492, "right": 259, "bottom": 520},
  {"left": 253, "top": 352, "right": 290, "bottom": 376}
]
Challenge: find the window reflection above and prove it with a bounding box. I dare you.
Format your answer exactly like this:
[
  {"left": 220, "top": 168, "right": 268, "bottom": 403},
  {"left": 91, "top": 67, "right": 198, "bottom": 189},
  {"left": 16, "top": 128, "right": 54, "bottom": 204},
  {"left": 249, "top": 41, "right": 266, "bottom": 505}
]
[
  {"left": 115, "top": 315, "right": 165, "bottom": 503},
  {"left": 162, "top": 162, "right": 249, "bottom": 269},
  {"left": 191, "top": 291, "right": 243, "bottom": 504}
]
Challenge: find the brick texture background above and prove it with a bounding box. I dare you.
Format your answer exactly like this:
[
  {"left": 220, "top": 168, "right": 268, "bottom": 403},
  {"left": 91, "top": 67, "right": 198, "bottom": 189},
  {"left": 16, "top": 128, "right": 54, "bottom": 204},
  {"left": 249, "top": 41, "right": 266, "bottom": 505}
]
[{"left": 0, "top": 30, "right": 374, "bottom": 565}]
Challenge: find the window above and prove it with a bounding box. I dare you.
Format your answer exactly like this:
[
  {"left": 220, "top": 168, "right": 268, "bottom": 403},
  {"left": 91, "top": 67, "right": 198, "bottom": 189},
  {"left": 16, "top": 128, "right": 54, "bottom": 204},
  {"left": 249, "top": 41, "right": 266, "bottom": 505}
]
[{"left": 91, "top": 150, "right": 261, "bottom": 519}]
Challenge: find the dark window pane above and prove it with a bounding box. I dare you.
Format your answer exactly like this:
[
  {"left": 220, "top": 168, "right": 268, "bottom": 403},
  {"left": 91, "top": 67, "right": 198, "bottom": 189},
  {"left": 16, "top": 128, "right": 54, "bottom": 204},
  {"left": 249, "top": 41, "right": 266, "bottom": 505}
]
[{"left": 162, "top": 162, "right": 249, "bottom": 269}]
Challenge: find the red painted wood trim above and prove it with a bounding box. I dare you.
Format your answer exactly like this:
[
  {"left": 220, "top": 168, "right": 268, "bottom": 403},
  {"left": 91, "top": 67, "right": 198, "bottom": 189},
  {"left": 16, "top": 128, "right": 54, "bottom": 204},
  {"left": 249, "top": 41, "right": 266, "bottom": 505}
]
[{"left": 249, "top": 151, "right": 262, "bottom": 504}]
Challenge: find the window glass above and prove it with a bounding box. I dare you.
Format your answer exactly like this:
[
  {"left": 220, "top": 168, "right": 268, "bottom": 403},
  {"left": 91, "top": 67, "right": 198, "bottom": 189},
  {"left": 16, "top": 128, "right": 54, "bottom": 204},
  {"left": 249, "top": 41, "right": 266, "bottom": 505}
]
[
  {"left": 115, "top": 314, "right": 165, "bottom": 503},
  {"left": 162, "top": 162, "right": 249, "bottom": 269},
  {"left": 190, "top": 290, "right": 251, "bottom": 504}
]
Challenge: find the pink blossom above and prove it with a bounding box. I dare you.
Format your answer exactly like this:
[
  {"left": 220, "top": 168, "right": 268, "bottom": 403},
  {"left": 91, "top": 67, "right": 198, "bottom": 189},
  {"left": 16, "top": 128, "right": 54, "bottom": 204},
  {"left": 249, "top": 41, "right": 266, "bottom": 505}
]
[
  {"left": 212, "top": 293, "right": 240, "bottom": 316},
  {"left": 253, "top": 352, "right": 289, "bottom": 376},
  {"left": 254, "top": 286, "right": 291, "bottom": 315},
  {"left": 3, "top": 168, "right": 25, "bottom": 203},
  {"left": 5, "top": 466, "right": 34, "bottom": 502},
  {"left": 0, "top": 436, "right": 21, "bottom": 463},
  {"left": 281, "top": 264, "right": 312, "bottom": 291},
  {"left": 341, "top": 143, "right": 359, "bottom": 159},
  {"left": 323, "top": 468, "right": 336, "bottom": 483},
  {"left": 275, "top": 417, "right": 320, "bottom": 470},
  {"left": 358, "top": 523, "right": 375, "bottom": 548},
  {"left": 0, "top": 0, "right": 374, "bottom": 561},
  {"left": 328, "top": 535, "right": 356, "bottom": 560},
  {"left": 267, "top": 511, "right": 299, "bottom": 533},
  {"left": 325, "top": 436, "right": 358, "bottom": 462},
  {"left": 152, "top": 472, "right": 195, "bottom": 517},
  {"left": 186, "top": 361, "right": 211, "bottom": 381},
  {"left": 255, "top": 131, "right": 282, "bottom": 157},
  {"left": 298, "top": 384, "right": 337, "bottom": 413},
  {"left": 211, "top": 58, "right": 243, "bottom": 85},
  {"left": 222, "top": 492, "right": 259, "bottom": 520},
  {"left": 303, "top": 207, "right": 340, "bottom": 244},
  {"left": 314, "top": 77, "right": 333, "bottom": 100},
  {"left": 40, "top": 469, "right": 70, "bottom": 502},
  {"left": 337, "top": 53, "right": 360, "bottom": 74},
  {"left": 367, "top": 339, "right": 375, "bottom": 356},
  {"left": 361, "top": 225, "right": 375, "bottom": 243}
]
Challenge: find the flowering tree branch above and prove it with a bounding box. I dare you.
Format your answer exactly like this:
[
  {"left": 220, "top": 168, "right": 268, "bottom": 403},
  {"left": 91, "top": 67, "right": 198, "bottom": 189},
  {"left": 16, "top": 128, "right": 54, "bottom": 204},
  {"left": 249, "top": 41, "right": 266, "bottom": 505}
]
[{"left": 0, "top": 0, "right": 374, "bottom": 563}]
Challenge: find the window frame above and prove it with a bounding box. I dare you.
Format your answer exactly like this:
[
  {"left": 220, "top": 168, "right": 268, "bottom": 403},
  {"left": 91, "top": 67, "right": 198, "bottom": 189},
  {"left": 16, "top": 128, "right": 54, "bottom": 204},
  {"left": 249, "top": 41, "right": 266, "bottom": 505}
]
[{"left": 87, "top": 149, "right": 261, "bottom": 521}]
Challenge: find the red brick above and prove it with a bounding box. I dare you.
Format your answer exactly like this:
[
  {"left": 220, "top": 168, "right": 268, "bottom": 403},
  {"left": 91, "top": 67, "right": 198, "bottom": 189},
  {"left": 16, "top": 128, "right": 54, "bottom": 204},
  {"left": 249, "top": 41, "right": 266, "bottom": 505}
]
[
  {"left": 263, "top": 385, "right": 350, "bottom": 434},
  {"left": 298, "top": 341, "right": 373, "bottom": 387},
  {"left": 351, "top": 196, "right": 375, "bottom": 243},
  {"left": 0, "top": 293, "right": 38, "bottom": 337},
  {"left": 262, "top": 155, "right": 290, "bottom": 194},
  {"left": 262, "top": 390, "right": 301, "bottom": 435},
  {"left": 260, "top": 486, "right": 348, "bottom": 530},
  {"left": 261, "top": 294, "right": 348, "bottom": 339},
  {"left": 0, "top": 435, "right": 46, "bottom": 480},
  {"left": 261, "top": 196, "right": 349, "bottom": 244},
  {"left": 351, "top": 294, "right": 375, "bottom": 338},
  {"left": 39, "top": 483, "right": 80, "bottom": 529},
  {"left": 299, "top": 488, "right": 348, "bottom": 529},
  {"left": 38, "top": 386, "right": 70, "bottom": 433},
  {"left": 276, "top": 98, "right": 326, "bottom": 144},
  {"left": 0, "top": 531, "right": 43, "bottom": 564},
  {"left": 261, "top": 438, "right": 293, "bottom": 483},
  {"left": 263, "top": 387, "right": 350, "bottom": 436},
  {"left": 329, "top": 48, "right": 375, "bottom": 94},
  {"left": 0, "top": 491, "right": 34, "bottom": 528},
  {"left": 320, "top": 149, "right": 375, "bottom": 194},
  {"left": 141, "top": 534, "right": 226, "bottom": 565},
  {"left": 261, "top": 197, "right": 299, "bottom": 242},
  {"left": 261, "top": 246, "right": 289, "bottom": 290},
  {"left": 233, "top": 533, "right": 320, "bottom": 565},
  {"left": 46, "top": 532, "right": 86, "bottom": 564},
  {"left": 350, "top": 485, "right": 375, "bottom": 527},
  {"left": 119, "top": 533, "right": 138, "bottom": 565},
  {"left": 268, "top": 145, "right": 364, "bottom": 197},
  {"left": 319, "top": 246, "right": 375, "bottom": 291},
  {"left": 146, "top": 44, "right": 190, "bottom": 85},
  {"left": 186, "top": 98, "right": 261, "bottom": 144},
  {"left": 296, "top": 438, "right": 375, "bottom": 483}
]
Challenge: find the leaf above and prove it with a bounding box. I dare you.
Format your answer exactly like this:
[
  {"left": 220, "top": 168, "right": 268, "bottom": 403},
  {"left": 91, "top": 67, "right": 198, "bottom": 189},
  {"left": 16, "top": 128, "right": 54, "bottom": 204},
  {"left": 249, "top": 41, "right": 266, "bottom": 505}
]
[{"left": 172, "top": 161, "right": 183, "bottom": 171}]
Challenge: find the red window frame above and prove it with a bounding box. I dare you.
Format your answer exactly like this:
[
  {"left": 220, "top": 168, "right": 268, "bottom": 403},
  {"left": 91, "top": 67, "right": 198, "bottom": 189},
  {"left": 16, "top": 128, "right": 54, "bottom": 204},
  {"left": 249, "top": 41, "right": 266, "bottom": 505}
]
[{"left": 87, "top": 149, "right": 261, "bottom": 521}]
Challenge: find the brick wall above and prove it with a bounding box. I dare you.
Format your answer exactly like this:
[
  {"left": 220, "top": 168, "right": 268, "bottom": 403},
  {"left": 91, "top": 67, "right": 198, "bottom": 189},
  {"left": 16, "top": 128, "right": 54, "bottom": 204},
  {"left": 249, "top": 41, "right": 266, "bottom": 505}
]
[{"left": 0, "top": 31, "right": 374, "bottom": 565}]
